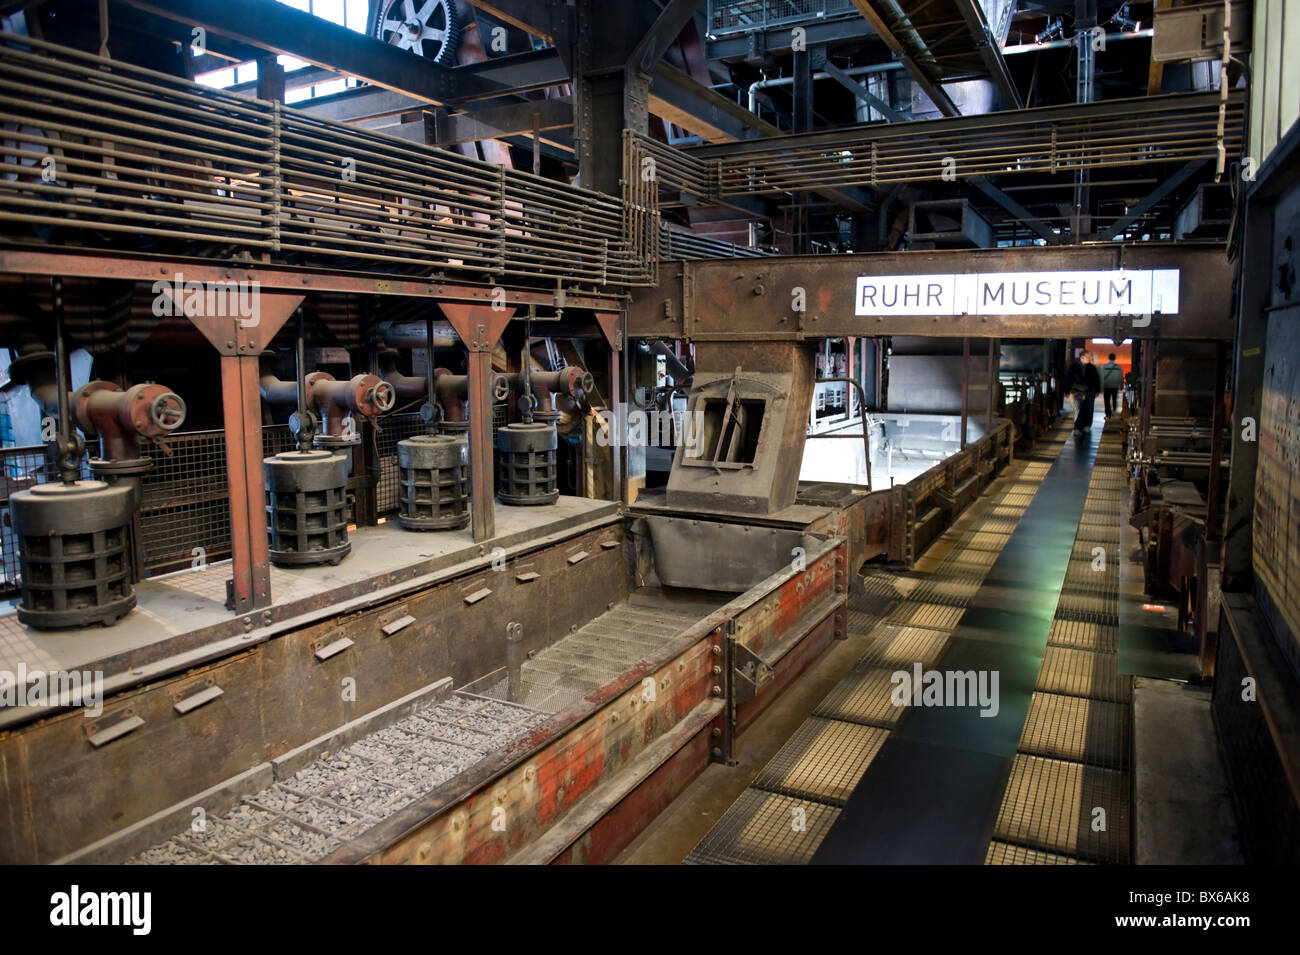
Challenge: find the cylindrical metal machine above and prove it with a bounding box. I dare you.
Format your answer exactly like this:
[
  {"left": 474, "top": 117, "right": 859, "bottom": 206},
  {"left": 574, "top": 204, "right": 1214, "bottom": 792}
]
[
  {"left": 496, "top": 422, "right": 559, "bottom": 505},
  {"left": 9, "top": 480, "right": 137, "bottom": 629},
  {"left": 396, "top": 434, "right": 470, "bottom": 530},
  {"left": 264, "top": 449, "right": 352, "bottom": 566}
]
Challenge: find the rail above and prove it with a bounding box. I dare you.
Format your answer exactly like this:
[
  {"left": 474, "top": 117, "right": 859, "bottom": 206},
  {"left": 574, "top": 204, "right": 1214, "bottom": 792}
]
[
  {"left": 0, "top": 33, "right": 653, "bottom": 288},
  {"left": 624, "top": 91, "right": 1244, "bottom": 214},
  {"left": 707, "top": 0, "right": 858, "bottom": 36}
]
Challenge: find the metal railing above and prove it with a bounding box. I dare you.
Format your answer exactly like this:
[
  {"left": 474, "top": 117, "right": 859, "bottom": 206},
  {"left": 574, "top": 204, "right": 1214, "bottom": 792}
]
[
  {"left": 659, "top": 224, "right": 772, "bottom": 260},
  {"left": 0, "top": 33, "right": 653, "bottom": 287},
  {"left": 707, "top": 0, "right": 857, "bottom": 36},
  {"left": 624, "top": 92, "right": 1244, "bottom": 221}
]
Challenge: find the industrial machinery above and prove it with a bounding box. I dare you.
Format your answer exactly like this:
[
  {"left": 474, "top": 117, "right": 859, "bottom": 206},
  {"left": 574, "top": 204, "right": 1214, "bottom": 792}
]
[
  {"left": 258, "top": 347, "right": 396, "bottom": 566},
  {"left": 7, "top": 281, "right": 187, "bottom": 629},
  {"left": 496, "top": 363, "right": 594, "bottom": 506}
]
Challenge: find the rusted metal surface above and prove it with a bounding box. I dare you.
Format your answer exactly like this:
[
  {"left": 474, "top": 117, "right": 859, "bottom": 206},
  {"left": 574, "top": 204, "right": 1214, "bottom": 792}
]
[
  {"left": 220, "top": 355, "right": 272, "bottom": 612},
  {"left": 324, "top": 535, "right": 848, "bottom": 865},
  {"left": 0, "top": 518, "right": 626, "bottom": 863},
  {"left": 439, "top": 303, "right": 515, "bottom": 542},
  {"left": 0, "top": 34, "right": 652, "bottom": 287},
  {"left": 628, "top": 246, "right": 1233, "bottom": 342},
  {"left": 0, "top": 250, "right": 625, "bottom": 312}
]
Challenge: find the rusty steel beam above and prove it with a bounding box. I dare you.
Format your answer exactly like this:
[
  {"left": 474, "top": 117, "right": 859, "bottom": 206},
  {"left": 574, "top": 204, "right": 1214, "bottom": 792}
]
[
  {"left": 121, "top": 0, "right": 479, "bottom": 105},
  {"left": 847, "top": 0, "right": 960, "bottom": 117},
  {"left": 0, "top": 250, "right": 624, "bottom": 311},
  {"left": 628, "top": 245, "right": 1234, "bottom": 342},
  {"left": 439, "top": 303, "right": 515, "bottom": 543}
]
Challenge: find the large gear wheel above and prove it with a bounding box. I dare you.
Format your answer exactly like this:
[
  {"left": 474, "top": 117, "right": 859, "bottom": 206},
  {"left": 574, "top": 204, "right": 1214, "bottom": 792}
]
[{"left": 371, "top": 0, "right": 461, "bottom": 65}]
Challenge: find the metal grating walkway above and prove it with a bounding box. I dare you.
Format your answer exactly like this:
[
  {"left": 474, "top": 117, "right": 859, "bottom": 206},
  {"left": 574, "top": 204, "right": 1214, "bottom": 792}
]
[
  {"left": 989, "top": 423, "right": 1132, "bottom": 864},
  {"left": 688, "top": 415, "right": 1136, "bottom": 865}
]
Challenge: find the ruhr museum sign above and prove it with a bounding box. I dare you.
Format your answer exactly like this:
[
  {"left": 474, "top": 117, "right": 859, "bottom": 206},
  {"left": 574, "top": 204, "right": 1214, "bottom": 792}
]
[{"left": 854, "top": 269, "right": 1180, "bottom": 317}]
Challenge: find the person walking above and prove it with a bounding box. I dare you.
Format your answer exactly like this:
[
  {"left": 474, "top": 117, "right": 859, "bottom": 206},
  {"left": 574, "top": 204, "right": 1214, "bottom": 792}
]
[
  {"left": 1100, "top": 353, "right": 1123, "bottom": 418},
  {"left": 1067, "top": 350, "right": 1101, "bottom": 434}
]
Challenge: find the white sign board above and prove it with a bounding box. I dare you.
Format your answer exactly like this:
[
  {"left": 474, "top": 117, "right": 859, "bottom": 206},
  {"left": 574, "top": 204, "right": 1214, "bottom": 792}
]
[{"left": 854, "top": 269, "right": 1180, "bottom": 317}]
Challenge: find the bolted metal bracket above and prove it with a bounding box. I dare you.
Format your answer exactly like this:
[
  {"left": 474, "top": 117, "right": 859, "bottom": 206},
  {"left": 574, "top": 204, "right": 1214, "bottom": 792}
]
[{"left": 732, "top": 641, "right": 773, "bottom": 703}]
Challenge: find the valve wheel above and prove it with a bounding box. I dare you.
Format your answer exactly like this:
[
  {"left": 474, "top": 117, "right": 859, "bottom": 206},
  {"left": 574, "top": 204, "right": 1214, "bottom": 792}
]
[
  {"left": 372, "top": 0, "right": 460, "bottom": 64},
  {"left": 369, "top": 381, "right": 397, "bottom": 414},
  {"left": 149, "top": 392, "right": 186, "bottom": 431},
  {"left": 492, "top": 375, "right": 511, "bottom": 403}
]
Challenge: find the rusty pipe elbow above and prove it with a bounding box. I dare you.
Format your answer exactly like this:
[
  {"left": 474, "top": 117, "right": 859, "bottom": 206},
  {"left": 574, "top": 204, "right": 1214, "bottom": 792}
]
[
  {"left": 378, "top": 348, "right": 428, "bottom": 400},
  {"left": 307, "top": 372, "right": 395, "bottom": 435},
  {"left": 73, "top": 380, "right": 187, "bottom": 462},
  {"left": 258, "top": 352, "right": 299, "bottom": 405}
]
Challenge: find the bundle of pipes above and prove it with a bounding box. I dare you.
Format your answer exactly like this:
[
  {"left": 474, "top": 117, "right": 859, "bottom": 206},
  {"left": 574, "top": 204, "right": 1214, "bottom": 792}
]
[{"left": 374, "top": 347, "right": 507, "bottom": 436}]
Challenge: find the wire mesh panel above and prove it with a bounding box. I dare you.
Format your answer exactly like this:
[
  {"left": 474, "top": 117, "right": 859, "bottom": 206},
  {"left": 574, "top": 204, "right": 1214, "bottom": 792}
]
[
  {"left": 135, "top": 426, "right": 293, "bottom": 574},
  {"left": 0, "top": 446, "right": 47, "bottom": 595},
  {"left": 374, "top": 412, "right": 426, "bottom": 514}
]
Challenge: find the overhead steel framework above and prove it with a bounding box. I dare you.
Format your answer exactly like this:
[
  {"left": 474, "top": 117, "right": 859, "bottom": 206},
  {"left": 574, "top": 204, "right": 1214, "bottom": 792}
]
[{"left": 625, "top": 91, "right": 1243, "bottom": 209}]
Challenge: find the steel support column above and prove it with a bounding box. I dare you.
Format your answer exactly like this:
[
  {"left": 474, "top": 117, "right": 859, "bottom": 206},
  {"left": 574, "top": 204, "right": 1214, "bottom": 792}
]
[
  {"left": 961, "top": 336, "right": 970, "bottom": 449},
  {"left": 986, "top": 337, "right": 998, "bottom": 434},
  {"left": 594, "top": 311, "right": 625, "bottom": 504},
  {"left": 439, "top": 303, "right": 515, "bottom": 542},
  {"left": 180, "top": 291, "right": 302, "bottom": 613}
]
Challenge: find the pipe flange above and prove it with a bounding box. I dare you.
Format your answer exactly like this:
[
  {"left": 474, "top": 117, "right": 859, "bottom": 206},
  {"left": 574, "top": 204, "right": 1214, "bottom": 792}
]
[
  {"left": 314, "top": 432, "right": 361, "bottom": 449},
  {"left": 89, "top": 456, "right": 153, "bottom": 477}
]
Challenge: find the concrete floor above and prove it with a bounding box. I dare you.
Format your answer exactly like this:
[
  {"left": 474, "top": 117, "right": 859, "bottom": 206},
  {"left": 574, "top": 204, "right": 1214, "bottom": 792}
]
[{"left": 1133, "top": 677, "right": 1243, "bottom": 864}]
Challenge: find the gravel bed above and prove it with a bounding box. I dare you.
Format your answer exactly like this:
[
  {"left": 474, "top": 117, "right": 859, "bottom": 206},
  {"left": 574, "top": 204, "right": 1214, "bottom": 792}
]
[
  {"left": 439, "top": 694, "right": 487, "bottom": 714},
  {"left": 223, "top": 802, "right": 277, "bottom": 832},
  {"left": 287, "top": 797, "right": 367, "bottom": 834},
  {"left": 219, "top": 834, "right": 302, "bottom": 864},
  {"left": 477, "top": 701, "right": 536, "bottom": 725},
  {"left": 408, "top": 736, "right": 480, "bottom": 767},
  {"left": 130, "top": 842, "right": 214, "bottom": 865},
  {"left": 266, "top": 819, "right": 341, "bottom": 859},
  {"left": 346, "top": 736, "right": 407, "bottom": 763},
  {"left": 131, "top": 689, "right": 548, "bottom": 864},
  {"left": 356, "top": 760, "right": 427, "bottom": 792},
  {"left": 180, "top": 819, "right": 244, "bottom": 852},
  {"left": 322, "top": 779, "right": 400, "bottom": 817},
  {"left": 456, "top": 711, "right": 519, "bottom": 736},
  {"left": 285, "top": 761, "right": 365, "bottom": 796},
  {"left": 246, "top": 787, "right": 306, "bottom": 814},
  {"left": 422, "top": 721, "right": 494, "bottom": 749}
]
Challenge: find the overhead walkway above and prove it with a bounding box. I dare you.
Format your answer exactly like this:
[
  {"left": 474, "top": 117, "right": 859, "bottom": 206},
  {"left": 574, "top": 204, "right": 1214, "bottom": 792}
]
[{"left": 686, "top": 415, "right": 1135, "bottom": 865}]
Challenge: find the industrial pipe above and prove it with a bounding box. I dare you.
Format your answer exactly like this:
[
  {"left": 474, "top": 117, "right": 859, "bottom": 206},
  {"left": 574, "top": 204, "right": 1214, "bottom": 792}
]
[
  {"left": 379, "top": 320, "right": 460, "bottom": 349},
  {"left": 71, "top": 380, "right": 186, "bottom": 465},
  {"left": 748, "top": 62, "right": 903, "bottom": 115},
  {"left": 645, "top": 341, "right": 692, "bottom": 386},
  {"left": 258, "top": 352, "right": 396, "bottom": 439},
  {"left": 378, "top": 348, "right": 429, "bottom": 400},
  {"left": 304, "top": 371, "right": 396, "bottom": 437},
  {"left": 433, "top": 369, "right": 472, "bottom": 421},
  {"left": 503, "top": 366, "right": 595, "bottom": 418}
]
